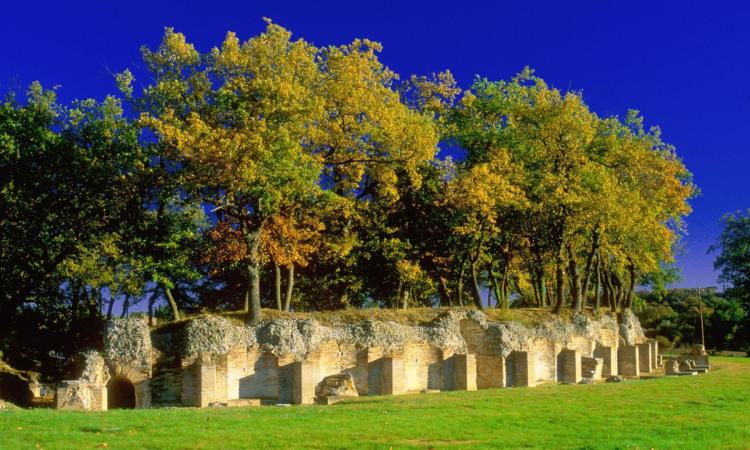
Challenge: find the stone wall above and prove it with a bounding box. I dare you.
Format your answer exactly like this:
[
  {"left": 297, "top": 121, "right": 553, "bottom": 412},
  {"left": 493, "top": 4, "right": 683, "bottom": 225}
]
[{"left": 62, "top": 310, "right": 658, "bottom": 410}]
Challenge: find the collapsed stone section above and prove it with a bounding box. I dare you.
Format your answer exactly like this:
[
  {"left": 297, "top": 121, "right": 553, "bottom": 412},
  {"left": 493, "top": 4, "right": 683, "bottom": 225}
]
[
  {"left": 56, "top": 351, "right": 110, "bottom": 411},
  {"left": 57, "top": 310, "right": 669, "bottom": 410}
]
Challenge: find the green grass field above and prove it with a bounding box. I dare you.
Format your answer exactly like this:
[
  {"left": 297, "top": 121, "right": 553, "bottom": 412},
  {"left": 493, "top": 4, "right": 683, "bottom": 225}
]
[{"left": 1, "top": 357, "right": 749, "bottom": 449}]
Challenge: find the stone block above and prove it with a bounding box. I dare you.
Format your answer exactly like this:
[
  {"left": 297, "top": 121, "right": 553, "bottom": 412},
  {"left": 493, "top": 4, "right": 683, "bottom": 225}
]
[
  {"left": 648, "top": 339, "right": 659, "bottom": 369},
  {"left": 382, "top": 356, "right": 405, "bottom": 395},
  {"left": 581, "top": 357, "right": 603, "bottom": 380},
  {"left": 637, "top": 342, "right": 653, "bottom": 374},
  {"left": 476, "top": 355, "right": 506, "bottom": 389},
  {"left": 56, "top": 381, "right": 107, "bottom": 411},
  {"left": 197, "top": 360, "right": 217, "bottom": 408},
  {"left": 666, "top": 357, "right": 696, "bottom": 376},
  {"left": 452, "top": 354, "right": 477, "bottom": 391},
  {"left": 557, "top": 349, "right": 582, "bottom": 384},
  {"left": 618, "top": 345, "right": 640, "bottom": 377},
  {"left": 318, "top": 373, "right": 359, "bottom": 398},
  {"left": 368, "top": 355, "right": 404, "bottom": 395},
  {"left": 510, "top": 351, "right": 536, "bottom": 387},
  {"left": 593, "top": 346, "right": 618, "bottom": 377},
  {"left": 292, "top": 361, "right": 315, "bottom": 405}
]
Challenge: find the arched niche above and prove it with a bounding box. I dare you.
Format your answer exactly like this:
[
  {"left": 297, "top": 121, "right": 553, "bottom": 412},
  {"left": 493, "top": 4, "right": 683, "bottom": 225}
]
[{"left": 107, "top": 377, "right": 135, "bottom": 409}]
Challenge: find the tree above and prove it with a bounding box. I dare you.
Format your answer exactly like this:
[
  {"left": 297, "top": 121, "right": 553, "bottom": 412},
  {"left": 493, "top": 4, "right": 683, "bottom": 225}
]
[
  {"left": 0, "top": 84, "right": 144, "bottom": 373},
  {"left": 712, "top": 211, "right": 750, "bottom": 314},
  {"left": 138, "top": 22, "right": 325, "bottom": 323}
]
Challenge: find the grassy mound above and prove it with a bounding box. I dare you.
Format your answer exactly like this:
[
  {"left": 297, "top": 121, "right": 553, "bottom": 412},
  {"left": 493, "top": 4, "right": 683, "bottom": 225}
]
[{"left": 1, "top": 357, "right": 748, "bottom": 449}]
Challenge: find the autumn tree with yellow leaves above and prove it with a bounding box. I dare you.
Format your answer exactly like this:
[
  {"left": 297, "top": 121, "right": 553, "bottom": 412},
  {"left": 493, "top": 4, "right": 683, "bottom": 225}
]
[{"left": 0, "top": 18, "right": 703, "bottom": 377}]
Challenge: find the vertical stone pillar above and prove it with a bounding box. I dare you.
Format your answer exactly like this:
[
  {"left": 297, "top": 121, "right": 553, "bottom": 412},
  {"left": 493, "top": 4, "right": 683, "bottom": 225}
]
[
  {"left": 510, "top": 351, "right": 536, "bottom": 387},
  {"left": 92, "top": 386, "right": 107, "bottom": 411},
  {"left": 557, "top": 349, "right": 582, "bottom": 384},
  {"left": 197, "top": 359, "right": 216, "bottom": 407},
  {"left": 617, "top": 345, "right": 640, "bottom": 377},
  {"left": 476, "top": 355, "right": 506, "bottom": 389},
  {"left": 594, "top": 346, "right": 618, "bottom": 378},
  {"left": 134, "top": 380, "right": 151, "bottom": 409},
  {"left": 452, "top": 354, "right": 477, "bottom": 391},
  {"left": 380, "top": 354, "right": 405, "bottom": 395},
  {"left": 292, "top": 361, "right": 315, "bottom": 405},
  {"left": 648, "top": 339, "right": 659, "bottom": 368},
  {"left": 366, "top": 347, "right": 384, "bottom": 396},
  {"left": 637, "top": 342, "right": 653, "bottom": 374}
]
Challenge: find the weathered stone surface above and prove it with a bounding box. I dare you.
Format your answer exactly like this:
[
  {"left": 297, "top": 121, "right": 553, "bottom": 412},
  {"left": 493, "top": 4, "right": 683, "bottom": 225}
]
[
  {"left": 105, "top": 318, "right": 152, "bottom": 372},
  {"left": 618, "top": 345, "right": 640, "bottom": 377},
  {"left": 56, "top": 351, "right": 110, "bottom": 411},
  {"left": 450, "top": 354, "right": 477, "bottom": 391},
  {"left": 292, "top": 361, "right": 315, "bottom": 405},
  {"left": 77, "top": 351, "right": 110, "bottom": 386},
  {"left": 57, "top": 381, "right": 99, "bottom": 410},
  {"left": 581, "top": 356, "right": 603, "bottom": 380},
  {"left": 84, "top": 309, "right": 653, "bottom": 409},
  {"left": 184, "top": 316, "right": 254, "bottom": 359},
  {"left": 594, "top": 346, "right": 618, "bottom": 378},
  {"left": 511, "top": 351, "right": 536, "bottom": 387},
  {"left": 318, "top": 373, "right": 359, "bottom": 398},
  {"left": 619, "top": 310, "right": 646, "bottom": 346},
  {"left": 666, "top": 357, "right": 697, "bottom": 376},
  {"left": 557, "top": 349, "right": 582, "bottom": 384},
  {"left": 637, "top": 343, "right": 653, "bottom": 374}
]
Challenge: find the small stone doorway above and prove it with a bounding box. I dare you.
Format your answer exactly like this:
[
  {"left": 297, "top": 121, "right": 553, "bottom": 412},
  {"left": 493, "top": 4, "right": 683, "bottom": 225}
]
[{"left": 107, "top": 377, "right": 135, "bottom": 409}]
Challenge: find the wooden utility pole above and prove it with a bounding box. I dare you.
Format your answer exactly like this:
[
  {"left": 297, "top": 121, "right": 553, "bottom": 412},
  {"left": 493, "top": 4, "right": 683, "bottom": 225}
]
[{"left": 697, "top": 286, "right": 706, "bottom": 349}]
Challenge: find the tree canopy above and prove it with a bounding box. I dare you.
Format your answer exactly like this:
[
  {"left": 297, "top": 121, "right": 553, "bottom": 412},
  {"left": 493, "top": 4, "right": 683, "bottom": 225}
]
[{"left": 0, "top": 20, "right": 700, "bottom": 371}]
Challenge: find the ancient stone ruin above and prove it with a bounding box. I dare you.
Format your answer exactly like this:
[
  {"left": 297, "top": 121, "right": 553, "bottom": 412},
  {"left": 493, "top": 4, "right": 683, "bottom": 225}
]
[{"left": 44, "top": 308, "right": 710, "bottom": 411}]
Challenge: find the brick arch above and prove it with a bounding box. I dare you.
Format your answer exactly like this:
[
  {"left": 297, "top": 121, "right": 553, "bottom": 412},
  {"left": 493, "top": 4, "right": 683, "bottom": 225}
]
[
  {"left": 106, "top": 364, "right": 151, "bottom": 409},
  {"left": 107, "top": 376, "right": 135, "bottom": 409}
]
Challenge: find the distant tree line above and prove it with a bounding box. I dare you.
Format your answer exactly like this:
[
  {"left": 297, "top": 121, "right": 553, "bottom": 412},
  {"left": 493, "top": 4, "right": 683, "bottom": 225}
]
[
  {"left": 1, "top": 20, "right": 697, "bottom": 373},
  {"left": 636, "top": 288, "right": 748, "bottom": 351}
]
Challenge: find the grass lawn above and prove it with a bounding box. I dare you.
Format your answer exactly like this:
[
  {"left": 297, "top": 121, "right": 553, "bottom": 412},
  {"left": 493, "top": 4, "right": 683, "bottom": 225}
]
[{"left": 1, "top": 357, "right": 749, "bottom": 449}]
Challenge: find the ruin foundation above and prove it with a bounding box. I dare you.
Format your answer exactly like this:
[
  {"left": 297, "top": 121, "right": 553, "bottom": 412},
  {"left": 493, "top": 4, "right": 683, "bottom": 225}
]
[{"left": 56, "top": 309, "right": 665, "bottom": 410}]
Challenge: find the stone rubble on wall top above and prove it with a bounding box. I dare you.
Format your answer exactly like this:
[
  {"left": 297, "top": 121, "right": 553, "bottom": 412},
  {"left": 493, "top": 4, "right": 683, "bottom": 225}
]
[
  {"left": 104, "top": 317, "right": 152, "bottom": 372},
  {"left": 618, "top": 309, "right": 647, "bottom": 346},
  {"left": 104, "top": 309, "right": 630, "bottom": 367},
  {"left": 135, "top": 310, "right": 628, "bottom": 361}
]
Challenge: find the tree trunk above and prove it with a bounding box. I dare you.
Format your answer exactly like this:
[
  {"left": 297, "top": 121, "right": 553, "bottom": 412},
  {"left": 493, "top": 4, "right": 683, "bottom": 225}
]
[
  {"left": 624, "top": 260, "right": 637, "bottom": 310},
  {"left": 438, "top": 276, "right": 452, "bottom": 307},
  {"left": 501, "top": 269, "right": 510, "bottom": 309},
  {"left": 341, "top": 292, "right": 350, "bottom": 310},
  {"left": 147, "top": 290, "right": 158, "bottom": 327},
  {"left": 581, "top": 228, "right": 600, "bottom": 304},
  {"left": 611, "top": 271, "right": 624, "bottom": 310},
  {"left": 241, "top": 221, "right": 263, "bottom": 324},
  {"left": 274, "top": 263, "right": 282, "bottom": 311},
  {"left": 401, "top": 285, "right": 410, "bottom": 309},
  {"left": 164, "top": 286, "right": 180, "bottom": 321},
  {"left": 120, "top": 294, "right": 130, "bottom": 318},
  {"left": 553, "top": 248, "right": 566, "bottom": 314},
  {"left": 471, "top": 261, "right": 484, "bottom": 310},
  {"left": 491, "top": 273, "right": 501, "bottom": 308},
  {"left": 457, "top": 260, "right": 467, "bottom": 307},
  {"left": 594, "top": 252, "right": 602, "bottom": 312},
  {"left": 71, "top": 281, "right": 80, "bottom": 323},
  {"left": 567, "top": 244, "right": 582, "bottom": 313},
  {"left": 106, "top": 291, "right": 116, "bottom": 320},
  {"left": 531, "top": 271, "right": 540, "bottom": 307},
  {"left": 284, "top": 265, "right": 294, "bottom": 312}
]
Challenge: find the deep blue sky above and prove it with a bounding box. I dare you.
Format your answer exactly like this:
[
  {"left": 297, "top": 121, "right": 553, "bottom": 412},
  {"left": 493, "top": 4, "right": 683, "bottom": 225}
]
[{"left": 3, "top": 1, "right": 748, "bottom": 289}]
